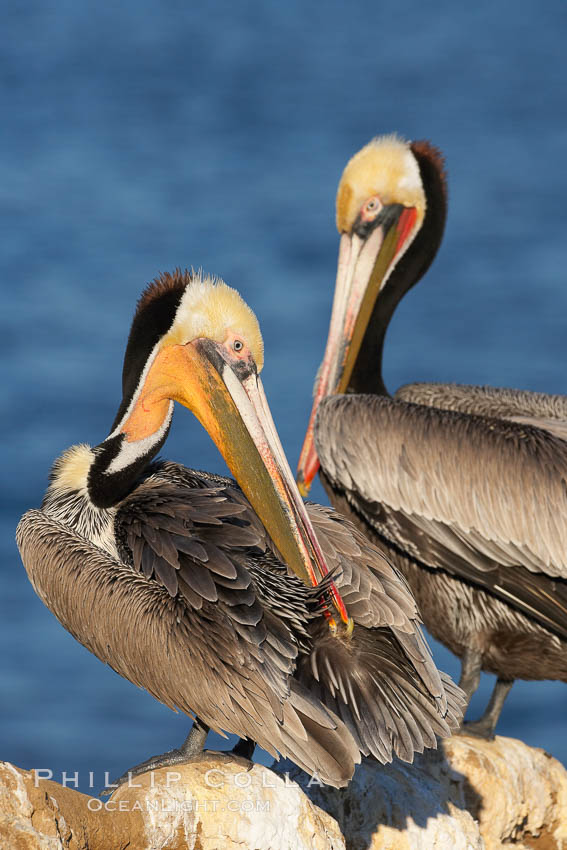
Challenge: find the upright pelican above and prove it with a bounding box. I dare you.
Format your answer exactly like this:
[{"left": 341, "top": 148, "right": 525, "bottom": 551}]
[
  {"left": 17, "top": 269, "right": 462, "bottom": 787},
  {"left": 297, "top": 135, "right": 567, "bottom": 736}
]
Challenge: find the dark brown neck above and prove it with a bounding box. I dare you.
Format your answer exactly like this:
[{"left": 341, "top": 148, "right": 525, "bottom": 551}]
[
  {"left": 87, "top": 408, "right": 173, "bottom": 509},
  {"left": 347, "top": 141, "right": 448, "bottom": 397}
]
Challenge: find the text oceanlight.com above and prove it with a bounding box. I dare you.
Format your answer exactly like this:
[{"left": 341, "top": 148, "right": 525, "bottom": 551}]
[{"left": 86, "top": 797, "right": 272, "bottom": 813}]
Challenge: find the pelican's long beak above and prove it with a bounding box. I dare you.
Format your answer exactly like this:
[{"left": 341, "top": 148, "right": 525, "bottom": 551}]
[
  {"left": 297, "top": 205, "right": 418, "bottom": 496},
  {"left": 161, "top": 338, "right": 350, "bottom": 627}
]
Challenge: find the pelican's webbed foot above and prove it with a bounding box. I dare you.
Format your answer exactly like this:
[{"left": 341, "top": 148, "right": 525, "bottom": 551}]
[
  {"left": 101, "top": 717, "right": 210, "bottom": 795},
  {"left": 101, "top": 722, "right": 257, "bottom": 795}
]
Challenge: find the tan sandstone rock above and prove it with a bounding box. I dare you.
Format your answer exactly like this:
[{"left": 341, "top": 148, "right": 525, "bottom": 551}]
[
  {"left": 279, "top": 734, "right": 567, "bottom": 849},
  {"left": 2, "top": 736, "right": 567, "bottom": 849},
  {"left": 0, "top": 757, "right": 343, "bottom": 850},
  {"left": 445, "top": 735, "right": 567, "bottom": 849}
]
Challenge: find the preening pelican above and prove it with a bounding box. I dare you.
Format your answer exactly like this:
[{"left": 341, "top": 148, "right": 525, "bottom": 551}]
[
  {"left": 17, "top": 269, "right": 462, "bottom": 787},
  {"left": 297, "top": 135, "right": 567, "bottom": 736}
]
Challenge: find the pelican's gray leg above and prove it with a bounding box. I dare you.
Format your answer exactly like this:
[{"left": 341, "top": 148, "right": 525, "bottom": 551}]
[
  {"left": 232, "top": 738, "right": 255, "bottom": 759},
  {"left": 458, "top": 646, "right": 482, "bottom": 708},
  {"left": 463, "top": 678, "right": 514, "bottom": 739}
]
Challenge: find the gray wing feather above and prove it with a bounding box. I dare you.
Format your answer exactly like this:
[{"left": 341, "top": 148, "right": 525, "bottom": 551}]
[
  {"left": 305, "top": 502, "right": 420, "bottom": 629},
  {"left": 397, "top": 382, "right": 567, "bottom": 441},
  {"left": 317, "top": 394, "right": 567, "bottom": 579},
  {"left": 316, "top": 394, "right": 567, "bottom": 638}
]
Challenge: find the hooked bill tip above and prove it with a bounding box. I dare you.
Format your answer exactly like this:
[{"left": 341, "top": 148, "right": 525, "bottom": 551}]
[{"left": 296, "top": 450, "right": 320, "bottom": 497}]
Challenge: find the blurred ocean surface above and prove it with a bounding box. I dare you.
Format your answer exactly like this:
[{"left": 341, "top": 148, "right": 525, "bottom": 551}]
[{"left": 2, "top": 1, "right": 567, "bottom": 791}]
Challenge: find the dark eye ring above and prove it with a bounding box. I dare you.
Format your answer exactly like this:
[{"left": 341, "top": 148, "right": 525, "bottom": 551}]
[{"left": 233, "top": 339, "right": 243, "bottom": 352}]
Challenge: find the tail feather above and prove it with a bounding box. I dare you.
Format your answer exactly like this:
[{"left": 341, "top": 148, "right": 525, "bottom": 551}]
[
  {"left": 278, "top": 680, "right": 359, "bottom": 787},
  {"left": 299, "top": 623, "right": 464, "bottom": 764}
]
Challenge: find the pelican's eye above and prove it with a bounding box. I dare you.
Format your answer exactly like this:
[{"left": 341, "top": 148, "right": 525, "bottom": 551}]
[
  {"left": 362, "top": 196, "right": 382, "bottom": 219},
  {"left": 225, "top": 332, "right": 250, "bottom": 362}
]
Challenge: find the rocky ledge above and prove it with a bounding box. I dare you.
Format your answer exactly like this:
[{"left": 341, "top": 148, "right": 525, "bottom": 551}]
[{"left": 2, "top": 735, "right": 566, "bottom": 849}]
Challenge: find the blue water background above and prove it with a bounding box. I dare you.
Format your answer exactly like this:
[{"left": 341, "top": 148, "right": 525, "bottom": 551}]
[{"left": 2, "top": 1, "right": 567, "bottom": 792}]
